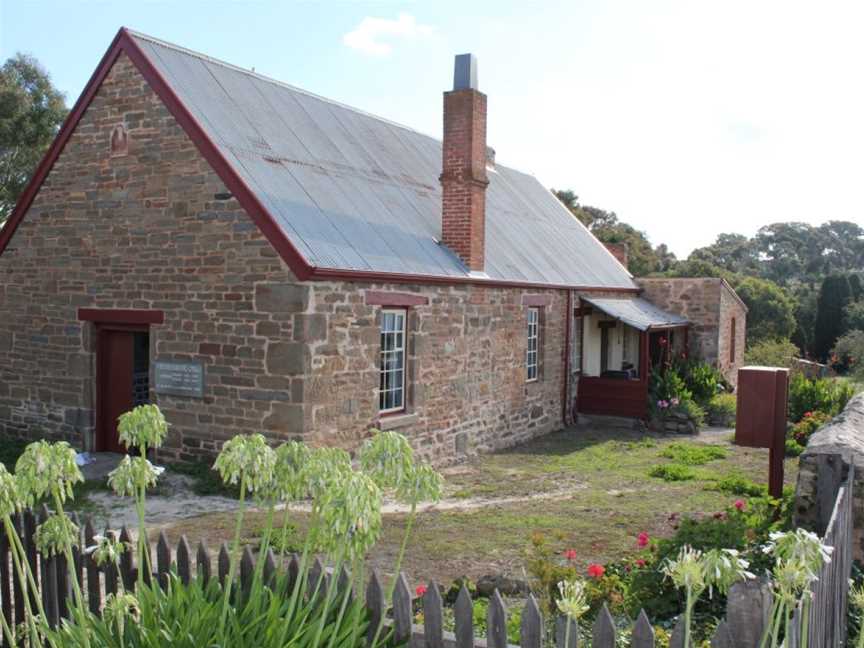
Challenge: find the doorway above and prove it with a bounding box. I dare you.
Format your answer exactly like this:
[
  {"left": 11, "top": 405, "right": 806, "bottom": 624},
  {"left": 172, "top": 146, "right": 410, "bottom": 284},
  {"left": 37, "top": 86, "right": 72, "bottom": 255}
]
[{"left": 96, "top": 325, "right": 150, "bottom": 453}]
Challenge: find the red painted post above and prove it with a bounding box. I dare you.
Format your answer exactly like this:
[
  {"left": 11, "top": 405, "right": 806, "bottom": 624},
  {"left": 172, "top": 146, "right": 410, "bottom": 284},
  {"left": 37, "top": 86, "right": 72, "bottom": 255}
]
[{"left": 735, "top": 366, "right": 789, "bottom": 499}]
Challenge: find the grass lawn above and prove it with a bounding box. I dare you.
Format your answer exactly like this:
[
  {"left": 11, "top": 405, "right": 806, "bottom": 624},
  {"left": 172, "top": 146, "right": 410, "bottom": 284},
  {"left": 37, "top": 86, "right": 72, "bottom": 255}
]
[{"left": 159, "top": 425, "right": 798, "bottom": 588}]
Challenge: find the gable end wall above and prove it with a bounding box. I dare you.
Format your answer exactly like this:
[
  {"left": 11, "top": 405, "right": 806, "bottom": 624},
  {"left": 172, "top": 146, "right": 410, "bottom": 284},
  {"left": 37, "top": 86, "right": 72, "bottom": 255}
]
[{"left": 0, "top": 54, "right": 308, "bottom": 460}]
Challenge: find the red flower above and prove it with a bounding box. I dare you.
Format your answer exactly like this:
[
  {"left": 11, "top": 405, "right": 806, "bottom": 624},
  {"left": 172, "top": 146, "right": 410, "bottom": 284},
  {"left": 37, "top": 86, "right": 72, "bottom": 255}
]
[
  {"left": 734, "top": 499, "right": 746, "bottom": 511},
  {"left": 636, "top": 559, "right": 646, "bottom": 568},
  {"left": 415, "top": 585, "right": 427, "bottom": 597},
  {"left": 804, "top": 411, "right": 813, "bottom": 418},
  {"left": 563, "top": 548, "right": 577, "bottom": 561},
  {"left": 637, "top": 532, "right": 650, "bottom": 548},
  {"left": 587, "top": 564, "right": 605, "bottom": 579}
]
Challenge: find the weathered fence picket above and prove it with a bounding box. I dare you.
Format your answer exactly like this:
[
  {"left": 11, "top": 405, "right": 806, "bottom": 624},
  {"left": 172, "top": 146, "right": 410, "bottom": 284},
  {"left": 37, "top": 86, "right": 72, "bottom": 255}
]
[
  {"left": 591, "top": 604, "right": 615, "bottom": 648},
  {"left": 0, "top": 465, "right": 853, "bottom": 647},
  {"left": 631, "top": 609, "right": 654, "bottom": 648}
]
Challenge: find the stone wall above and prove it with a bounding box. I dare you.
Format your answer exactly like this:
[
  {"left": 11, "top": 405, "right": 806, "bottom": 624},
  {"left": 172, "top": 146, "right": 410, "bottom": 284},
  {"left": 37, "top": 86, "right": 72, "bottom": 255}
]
[
  {"left": 637, "top": 278, "right": 747, "bottom": 385},
  {"left": 0, "top": 54, "right": 302, "bottom": 462},
  {"left": 794, "top": 393, "right": 864, "bottom": 560},
  {"left": 296, "top": 282, "right": 568, "bottom": 464}
]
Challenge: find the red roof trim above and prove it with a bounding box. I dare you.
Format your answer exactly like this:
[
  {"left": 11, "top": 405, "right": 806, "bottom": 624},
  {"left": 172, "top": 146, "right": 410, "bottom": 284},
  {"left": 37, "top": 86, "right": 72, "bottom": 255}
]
[
  {"left": 365, "top": 290, "right": 429, "bottom": 307},
  {"left": 310, "top": 266, "right": 639, "bottom": 293},
  {"left": 0, "top": 27, "right": 642, "bottom": 296},
  {"left": 78, "top": 308, "right": 164, "bottom": 324}
]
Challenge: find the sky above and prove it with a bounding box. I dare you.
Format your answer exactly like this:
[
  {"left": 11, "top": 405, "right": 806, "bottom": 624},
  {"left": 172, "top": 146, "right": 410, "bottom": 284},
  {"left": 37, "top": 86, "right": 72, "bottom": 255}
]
[{"left": 2, "top": 0, "right": 863, "bottom": 258}]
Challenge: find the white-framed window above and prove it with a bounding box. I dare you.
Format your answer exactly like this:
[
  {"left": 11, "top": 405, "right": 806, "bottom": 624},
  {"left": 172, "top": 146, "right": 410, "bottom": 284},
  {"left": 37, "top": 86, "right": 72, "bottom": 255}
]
[
  {"left": 379, "top": 309, "right": 407, "bottom": 413},
  {"left": 527, "top": 307, "right": 540, "bottom": 382}
]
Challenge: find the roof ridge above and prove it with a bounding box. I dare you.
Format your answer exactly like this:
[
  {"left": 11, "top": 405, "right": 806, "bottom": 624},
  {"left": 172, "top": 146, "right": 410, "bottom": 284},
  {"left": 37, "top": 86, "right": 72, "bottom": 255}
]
[{"left": 125, "top": 28, "right": 445, "bottom": 143}]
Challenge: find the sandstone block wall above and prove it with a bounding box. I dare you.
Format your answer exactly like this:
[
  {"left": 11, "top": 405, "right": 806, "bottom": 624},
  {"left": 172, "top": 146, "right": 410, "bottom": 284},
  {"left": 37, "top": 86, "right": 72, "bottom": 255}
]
[
  {"left": 299, "top": 282, "right": 567, "bottom": 464},
  {"left": 637, "top": 278, "right": 746, "bottom": 385},
  {"left": 0, "top": 54, "right": 302, "bottom": 462}
]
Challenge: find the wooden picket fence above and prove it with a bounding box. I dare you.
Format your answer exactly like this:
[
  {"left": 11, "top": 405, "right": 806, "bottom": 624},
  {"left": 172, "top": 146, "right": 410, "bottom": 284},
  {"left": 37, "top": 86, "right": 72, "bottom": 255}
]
[{"left": 0, "top": 465, "right": 854, "bottom": 647}]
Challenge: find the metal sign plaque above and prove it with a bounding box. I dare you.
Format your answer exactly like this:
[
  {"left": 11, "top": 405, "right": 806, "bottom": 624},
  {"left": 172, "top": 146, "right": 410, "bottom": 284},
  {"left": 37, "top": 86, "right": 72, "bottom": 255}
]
[{"left": 154, "top": 360, "right": 205, "bottom": 398}]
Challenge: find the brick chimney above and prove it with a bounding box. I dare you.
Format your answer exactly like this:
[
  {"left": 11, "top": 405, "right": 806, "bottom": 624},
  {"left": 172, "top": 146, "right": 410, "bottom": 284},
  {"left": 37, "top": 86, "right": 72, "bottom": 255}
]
[
  {"left": 604, "top": 242, "right": 629, "bottom": 270},
  {"left": 441, "top": 54, "right": 488, "bottom": 272}
]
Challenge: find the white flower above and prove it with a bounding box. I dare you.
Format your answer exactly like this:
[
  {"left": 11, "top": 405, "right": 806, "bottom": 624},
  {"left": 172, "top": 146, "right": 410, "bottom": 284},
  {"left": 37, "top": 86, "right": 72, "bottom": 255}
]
[
  {"left": 15, "top": 441, "right": 83, "bottom": 504},
  {"left": 117, "top": 404, "right": 169, "bottom": 450},
  {"left": 556, "top": 579, "right": 589, "bottom": 620},
  {"left": 108, "top": 456, "right": 160, "bottom": 497},
  {"left": 35, "top": 514, "right": 79, "bottom": 557}
]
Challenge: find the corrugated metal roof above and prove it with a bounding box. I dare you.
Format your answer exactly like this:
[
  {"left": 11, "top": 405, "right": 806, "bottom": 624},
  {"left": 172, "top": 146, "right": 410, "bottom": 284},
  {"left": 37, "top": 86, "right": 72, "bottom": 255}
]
[
  {"left": 582, "top": 296, "right": 689, "bottom": 331},
  {"left": 130, "top": 31, "right": 637, "bottom": 289}
]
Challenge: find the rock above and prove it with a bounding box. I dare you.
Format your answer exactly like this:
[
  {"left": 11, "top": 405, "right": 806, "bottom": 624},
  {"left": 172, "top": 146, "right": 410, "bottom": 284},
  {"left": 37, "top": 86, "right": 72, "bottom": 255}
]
[{"left": 475, "top": 574, "right": 529, "bottom": 597}]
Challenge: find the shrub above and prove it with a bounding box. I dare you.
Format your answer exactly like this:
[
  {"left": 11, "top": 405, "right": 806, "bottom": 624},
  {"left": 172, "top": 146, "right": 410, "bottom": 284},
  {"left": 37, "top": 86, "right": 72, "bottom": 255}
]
[
  {"left": 705, "top": 475, "right": 767, "bottom": 497},
  {"left": 743, "top": 338, "right": 799, "bottom": 368},
  {"left": 833, "top": 329, "right": 864, "bottom": 379},
  {"left": 788, "top": 372, "right": 855, "bottom": 422},
  {"left": 677, "top": 360, "right": 724, "bottom": 404},
  {"left": 625, "top": 494, "right": 792, "bottom": 622},
  {"left": 706, "top": 393, "right": 736, "bottom": 427},
  {"left": 785, "top": 438, "right": 805, "bottom": 457},
  {"left": 676, "top": 399, "right": 707, "bottom": 429},
  {"left": 659, "top": 443, "right": 727, "bottom": 465},
  {"left": 789, "top": 410, "right": 832, "bottom": 447},
  {"left": 649, "top": 464, "right": 696, "bottom": 481}
]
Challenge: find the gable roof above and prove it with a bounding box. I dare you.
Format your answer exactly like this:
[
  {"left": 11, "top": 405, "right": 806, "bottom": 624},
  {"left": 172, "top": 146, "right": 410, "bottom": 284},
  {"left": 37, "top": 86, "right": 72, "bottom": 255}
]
[{"left": 0, "top": 28, "right": 638, "bottom": 292}]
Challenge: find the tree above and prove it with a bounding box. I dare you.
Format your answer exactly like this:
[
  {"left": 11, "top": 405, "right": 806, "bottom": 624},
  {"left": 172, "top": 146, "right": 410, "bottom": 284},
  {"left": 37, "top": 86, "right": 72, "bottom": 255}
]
[
  {"left": 813, "top": 274, "right": 853, "bottom": 361},
  {"left": 689, "top": 233, "right": 760, "bottom": 276},
  {"left": 0, "top": 53, "right": 67, "bottom": 226},
  {"left": 733, "top": 276, "right": 797, "bottom": 345},
  {"left": 845, "top": 299, "right": 864, "bottom": 332},
  {"left": 832, "top": 330, "right": 864, "bottom": 380},
  {"left": 551, "top": 189, "right": 676, "bottom": 276}
]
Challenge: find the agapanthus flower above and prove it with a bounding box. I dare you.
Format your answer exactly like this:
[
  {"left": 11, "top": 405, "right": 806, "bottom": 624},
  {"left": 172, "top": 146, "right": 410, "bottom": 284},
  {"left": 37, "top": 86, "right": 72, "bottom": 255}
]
[
  {"left": 396, "top": 463, "right": 444, "bottom": 505},
  {"left": 315, "top": 469, "right": 382, "bottom": 559},
  {"left": 15, "top": 441, "right": 83, "bottom": 504},
  {"left": 35, "top": 514, "right": 79, "bottom": 557},
  {"left": 86, "top": 533, "right": 127, "bottom": 567},
  {"left": 663, "top": 545, "right": 705, "bottom": 592},
  {"left": 108, "top": 456, "right": 160, "bottom": 497},
  {"left": 117, "top": 404, "right": 169, "bottom": 450},
  {"left": 700, "top": 548, "right": 754, "bottom": 597},
  {"left": 303, "top": 446, "right": 352, "bottom": 501},
  {"left": 556, "top": 579, "right": 589, "bottom": 620},
  {"left": 214, "top": 434, "right": 276, "bottom": 495},
  {"left": 0, "top": 464, "right": 21, "bottom": 519},
  {"left": 270, "top": 441, "right": 312, "bottom": 502},
  {"left": 358, "top": 430, "right": 416, "bottom": 491}
]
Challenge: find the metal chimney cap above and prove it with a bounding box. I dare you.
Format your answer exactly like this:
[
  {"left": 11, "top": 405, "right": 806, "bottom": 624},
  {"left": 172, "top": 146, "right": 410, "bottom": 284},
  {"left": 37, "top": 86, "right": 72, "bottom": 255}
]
[{"left": 453, "top": 53, "right": 478, "bottom": 91}]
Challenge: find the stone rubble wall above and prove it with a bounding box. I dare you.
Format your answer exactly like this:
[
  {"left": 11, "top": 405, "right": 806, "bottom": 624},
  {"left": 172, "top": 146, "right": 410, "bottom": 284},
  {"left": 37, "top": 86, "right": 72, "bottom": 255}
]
[
  {"left": 794, "top": 393, "right": 864, "bottom": 560},
  {"left": 637, "top": 278, "right": 747, "bottom": 386},
  {"left": 301, "top": 282, "right": 568, "bottom": 464}
]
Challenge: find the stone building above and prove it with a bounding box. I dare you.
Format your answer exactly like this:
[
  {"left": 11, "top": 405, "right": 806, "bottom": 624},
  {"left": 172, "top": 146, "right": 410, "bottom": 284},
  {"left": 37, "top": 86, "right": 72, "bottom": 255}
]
[
  {"left": 0, "top": 30, "right": 746, "bottom": 463},
  {"left": 638, "top": 278, "right": 748, "bottom": 386}
]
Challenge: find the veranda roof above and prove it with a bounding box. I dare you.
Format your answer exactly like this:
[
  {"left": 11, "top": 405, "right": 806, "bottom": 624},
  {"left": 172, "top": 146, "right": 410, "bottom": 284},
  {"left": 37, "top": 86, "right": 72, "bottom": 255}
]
[{"left": 581, "top": 296, "right": 689, "bottom": 331}]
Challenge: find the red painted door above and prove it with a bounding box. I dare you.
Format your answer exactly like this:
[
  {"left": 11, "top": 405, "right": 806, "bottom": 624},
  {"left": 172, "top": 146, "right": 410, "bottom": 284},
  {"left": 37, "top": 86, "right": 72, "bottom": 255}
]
[{"left": 97, "top": 329, "right": 134, "bottom": 453}]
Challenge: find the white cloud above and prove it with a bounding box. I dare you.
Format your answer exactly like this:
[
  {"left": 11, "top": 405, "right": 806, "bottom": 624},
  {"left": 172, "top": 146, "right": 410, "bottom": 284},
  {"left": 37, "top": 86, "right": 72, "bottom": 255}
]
[{"left": 343, "top": 13, "right": 434, "bottom": 56}]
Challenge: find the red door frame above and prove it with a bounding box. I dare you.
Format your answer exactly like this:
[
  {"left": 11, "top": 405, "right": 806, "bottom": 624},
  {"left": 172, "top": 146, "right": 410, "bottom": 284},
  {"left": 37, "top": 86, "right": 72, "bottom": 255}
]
[{"left": 80, "top": 309, "right": 163, "bottom": 452}]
